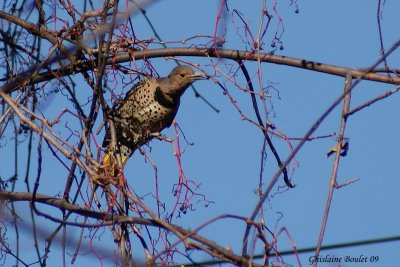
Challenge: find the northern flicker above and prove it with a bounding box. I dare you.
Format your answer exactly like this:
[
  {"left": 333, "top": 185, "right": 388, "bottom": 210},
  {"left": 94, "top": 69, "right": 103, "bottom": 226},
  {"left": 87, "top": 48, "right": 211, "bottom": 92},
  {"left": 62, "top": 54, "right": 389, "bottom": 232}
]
[{"left": 102, "top": 65, "right": 206, "bottom": 175}]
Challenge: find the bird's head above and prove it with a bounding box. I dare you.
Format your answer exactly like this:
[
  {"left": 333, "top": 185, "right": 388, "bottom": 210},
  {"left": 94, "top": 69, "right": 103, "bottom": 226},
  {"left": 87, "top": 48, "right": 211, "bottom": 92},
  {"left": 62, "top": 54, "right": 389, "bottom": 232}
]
[{"left": 162, "top": 65, "right": 207, "bottom": 98}]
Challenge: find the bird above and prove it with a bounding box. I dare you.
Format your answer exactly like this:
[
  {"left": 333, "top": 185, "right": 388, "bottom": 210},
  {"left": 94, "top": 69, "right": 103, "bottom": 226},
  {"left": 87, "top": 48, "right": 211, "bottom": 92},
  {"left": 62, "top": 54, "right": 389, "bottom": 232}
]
[{"left": 101, "top": 65, "right": 206, "bottom": 176}]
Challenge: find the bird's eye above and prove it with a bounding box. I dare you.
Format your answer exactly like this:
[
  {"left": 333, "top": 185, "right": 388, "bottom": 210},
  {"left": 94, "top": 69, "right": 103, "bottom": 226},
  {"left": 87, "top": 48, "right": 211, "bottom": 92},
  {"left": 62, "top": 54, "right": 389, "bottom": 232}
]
[{"left": 180, "top": 73, "right": 185, "bottom": 77}]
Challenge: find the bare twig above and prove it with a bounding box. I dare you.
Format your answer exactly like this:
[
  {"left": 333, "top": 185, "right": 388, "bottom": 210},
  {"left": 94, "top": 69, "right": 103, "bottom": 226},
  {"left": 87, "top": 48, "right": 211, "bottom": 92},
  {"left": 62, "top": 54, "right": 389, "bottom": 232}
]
[
  {"left": 313, "top": 72, "right": 353, "bottom": 266},
  {"left": 242, "top": 38, "right": 400, "bottom": 256},
  {"left": 0, "top": 90, "right": 98, "bottom": 176},
  {"left": 237, "top": 59, "right": 294, "bottom": 188},
  {"left": 346, "top": 86, "right": 400, "bottom": 117}
]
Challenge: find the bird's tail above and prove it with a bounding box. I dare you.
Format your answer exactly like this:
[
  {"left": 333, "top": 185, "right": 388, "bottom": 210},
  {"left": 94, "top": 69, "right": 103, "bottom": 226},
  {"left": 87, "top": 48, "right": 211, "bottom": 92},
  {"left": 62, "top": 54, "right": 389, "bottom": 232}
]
[{"left": 102, "top": 150, "right": 130, "bottom": 177}]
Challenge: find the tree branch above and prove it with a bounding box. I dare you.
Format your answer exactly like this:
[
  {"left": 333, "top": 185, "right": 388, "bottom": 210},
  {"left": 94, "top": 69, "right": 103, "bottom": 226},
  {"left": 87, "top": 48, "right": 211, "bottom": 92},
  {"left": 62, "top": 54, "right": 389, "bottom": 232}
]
[
  {"left": 0, "top": 10, "right": 76, "bottom": 63},
  {"left": 2, "top": 47, "right": 400, "bottom": 94},
  {"left": 0, "top": 191, "right": 262, "bottom": 267}
]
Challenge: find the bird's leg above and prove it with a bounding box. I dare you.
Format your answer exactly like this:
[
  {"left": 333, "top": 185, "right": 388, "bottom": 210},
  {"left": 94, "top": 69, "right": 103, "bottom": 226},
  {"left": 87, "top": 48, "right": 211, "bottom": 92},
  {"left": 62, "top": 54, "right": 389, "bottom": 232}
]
[{"left": 149, "top": 132, "right": 173, "bottom": 143}]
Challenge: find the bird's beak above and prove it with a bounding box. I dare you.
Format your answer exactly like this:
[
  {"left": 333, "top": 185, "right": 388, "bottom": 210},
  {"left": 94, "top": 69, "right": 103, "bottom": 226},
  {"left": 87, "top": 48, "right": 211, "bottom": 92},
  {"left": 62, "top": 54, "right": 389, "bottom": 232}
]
[{"left": 190, "top": 72, "right": 209, "bottom": 81}]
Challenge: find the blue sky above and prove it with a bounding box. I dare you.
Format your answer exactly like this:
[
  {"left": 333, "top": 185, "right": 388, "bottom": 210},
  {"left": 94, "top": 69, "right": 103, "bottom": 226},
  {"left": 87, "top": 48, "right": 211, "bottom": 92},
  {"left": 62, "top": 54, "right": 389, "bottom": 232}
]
[{"left": 1, "top": 0, "right": 400, "bottom": 266}]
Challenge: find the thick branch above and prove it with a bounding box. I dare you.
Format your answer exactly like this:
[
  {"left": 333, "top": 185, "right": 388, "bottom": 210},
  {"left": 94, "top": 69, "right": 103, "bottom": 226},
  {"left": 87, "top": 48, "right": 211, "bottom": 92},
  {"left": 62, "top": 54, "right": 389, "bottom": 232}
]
[
  {"left": 0, "top": 191, "right": 260, "bottom": 266},
  {"left": 0, "top": 10, "right": 76, "bottom": 63},
  {"left": 2, "top": 47, "right": 400, "bottom": 94}
]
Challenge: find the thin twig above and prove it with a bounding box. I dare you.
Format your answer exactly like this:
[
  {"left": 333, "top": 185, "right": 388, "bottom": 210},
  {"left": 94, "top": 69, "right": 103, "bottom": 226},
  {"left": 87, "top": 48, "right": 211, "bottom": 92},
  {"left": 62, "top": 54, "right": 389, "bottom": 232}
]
[
  {"left": 237, "top": 59, "right": 294, "bottom": 188},
  {"left": 346, "top": 86, "right": 400, "bottom": 117},
  {"left": 242, "top": 38, "right": 400, "bottom": 256},
  {"left": 313, "top": 72, "right": 352, "bottom": 266}
]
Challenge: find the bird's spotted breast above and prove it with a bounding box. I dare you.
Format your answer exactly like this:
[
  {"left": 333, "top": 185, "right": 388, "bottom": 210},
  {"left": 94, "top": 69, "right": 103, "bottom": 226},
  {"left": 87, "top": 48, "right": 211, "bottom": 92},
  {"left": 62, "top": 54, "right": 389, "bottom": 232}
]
[{"left": 102, "top": 65, "right": 202, "bottom": 173}]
